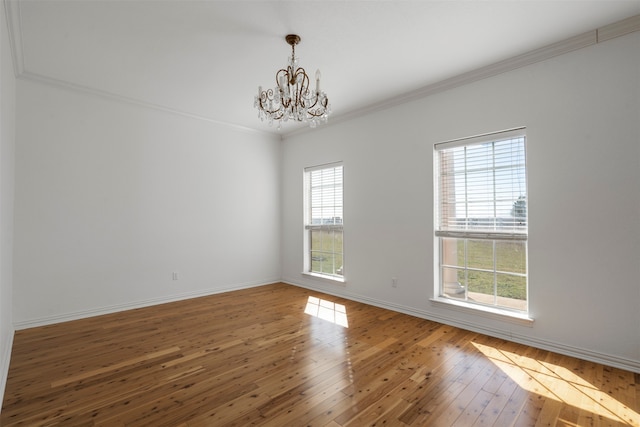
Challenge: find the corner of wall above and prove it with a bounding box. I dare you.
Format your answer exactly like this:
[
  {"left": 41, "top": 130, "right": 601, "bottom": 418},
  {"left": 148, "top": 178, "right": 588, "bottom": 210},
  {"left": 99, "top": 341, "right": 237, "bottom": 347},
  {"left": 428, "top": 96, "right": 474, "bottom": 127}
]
[
  {"left": 0, "top": 328, "right": 14, "bottom": 405},
  {"left": 1, "top": 0, "right": 18, "bottom": 411}
]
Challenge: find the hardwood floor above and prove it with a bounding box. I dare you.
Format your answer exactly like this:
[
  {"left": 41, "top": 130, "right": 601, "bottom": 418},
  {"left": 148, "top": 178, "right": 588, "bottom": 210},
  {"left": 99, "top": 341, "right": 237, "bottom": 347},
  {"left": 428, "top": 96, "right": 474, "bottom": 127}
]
[{"left": 2, "top": 282, "right": 638, "bottom": 426}]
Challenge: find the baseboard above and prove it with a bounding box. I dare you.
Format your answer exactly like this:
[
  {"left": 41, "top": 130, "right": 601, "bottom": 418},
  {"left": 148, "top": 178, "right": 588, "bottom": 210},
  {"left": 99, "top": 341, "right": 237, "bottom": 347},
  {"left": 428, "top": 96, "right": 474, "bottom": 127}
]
[
  {"left": 13, "top": 278, "right": 281, "bottom": 330},
  {"left": 282, "top": 279, "right": 640, "bottom": 374},
  {"left": 0, "top": 327, "right": 15, "bottom": 413}
]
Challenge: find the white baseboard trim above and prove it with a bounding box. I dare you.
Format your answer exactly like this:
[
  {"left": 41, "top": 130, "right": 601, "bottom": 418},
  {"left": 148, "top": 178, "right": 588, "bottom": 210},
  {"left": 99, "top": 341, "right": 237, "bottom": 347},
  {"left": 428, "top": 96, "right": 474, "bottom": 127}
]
[
  {"left": 282, "top": 279, "right": 640, "bottom": 374},
  {"left": 13, "top": 278, "right": 281, "bottom": 330},
  {"left": 0, "top": 327, "right": 15, "bottom": 414}
]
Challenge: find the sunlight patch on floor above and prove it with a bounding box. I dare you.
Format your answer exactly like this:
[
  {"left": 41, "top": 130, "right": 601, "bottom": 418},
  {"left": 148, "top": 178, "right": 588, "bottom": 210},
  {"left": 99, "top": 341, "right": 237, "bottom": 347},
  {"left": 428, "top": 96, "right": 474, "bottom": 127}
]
[
  {"left": 304, "top": 296, "right": 349, "bottom": 328},
  {"left": 472, "top": 342, "right": 639, "bottom": 426}
]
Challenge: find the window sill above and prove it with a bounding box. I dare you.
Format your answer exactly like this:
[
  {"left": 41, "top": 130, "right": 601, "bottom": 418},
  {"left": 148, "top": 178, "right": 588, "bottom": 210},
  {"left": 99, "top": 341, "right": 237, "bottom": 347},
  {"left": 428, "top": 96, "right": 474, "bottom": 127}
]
[
  {"left": 302, "top": 272, "right": 346, "bottom": 284},
  {"left": 430, "top": 296, "right": 534, "bottom": 326}
]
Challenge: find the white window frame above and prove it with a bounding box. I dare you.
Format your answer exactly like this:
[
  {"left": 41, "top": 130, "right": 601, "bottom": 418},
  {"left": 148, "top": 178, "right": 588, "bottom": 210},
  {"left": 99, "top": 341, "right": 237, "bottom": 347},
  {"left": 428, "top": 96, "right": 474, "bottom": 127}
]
[
  {"left": 303, "top": 162, "right": 344, "bottom": 283},
  {"left": 433, "top": 128, "right": 530, "bottom": 320}
]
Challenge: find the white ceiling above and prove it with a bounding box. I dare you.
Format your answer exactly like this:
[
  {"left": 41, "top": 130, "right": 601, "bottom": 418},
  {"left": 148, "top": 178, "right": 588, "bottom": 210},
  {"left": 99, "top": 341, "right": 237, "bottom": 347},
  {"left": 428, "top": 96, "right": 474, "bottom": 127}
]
[{"left": 7, "top": 0, "right": 640, "bottom": 135}]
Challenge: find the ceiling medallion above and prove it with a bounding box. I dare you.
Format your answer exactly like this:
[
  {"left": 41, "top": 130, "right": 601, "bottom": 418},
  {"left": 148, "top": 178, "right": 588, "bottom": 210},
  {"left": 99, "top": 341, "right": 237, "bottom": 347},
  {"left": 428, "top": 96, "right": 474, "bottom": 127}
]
[{"left": 255, "top": 34, "right": 330, "bottom": 129}]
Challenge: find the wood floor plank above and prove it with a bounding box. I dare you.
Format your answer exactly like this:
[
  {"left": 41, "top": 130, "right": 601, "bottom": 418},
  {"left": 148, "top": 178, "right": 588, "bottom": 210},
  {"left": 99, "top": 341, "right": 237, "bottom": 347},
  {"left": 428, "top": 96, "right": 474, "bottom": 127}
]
[
  {"left": 2, "top": 282, "right": 639, "bottom": 426},
  {"left": 473, "top": 371, "right": 520, "bottom": 426},
  {"left": 397, "top": 341, "right": 489, "bottom": 424},
  {"left": 50, "top": 346, "right": 182, "bottom": 388}
]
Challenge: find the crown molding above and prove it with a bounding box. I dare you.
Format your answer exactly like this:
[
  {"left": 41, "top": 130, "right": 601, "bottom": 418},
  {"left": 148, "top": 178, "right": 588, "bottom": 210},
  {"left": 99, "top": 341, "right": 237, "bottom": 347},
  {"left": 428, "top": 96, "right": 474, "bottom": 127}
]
[
  {"left": 18, "top": 70, "right": 275, "bottom": 138},
  {"left": 283, "top": 14, "right": 640, "bottom": 140},
  {"left": 597, "top": 13, "right": 640, "bottom": 42}
]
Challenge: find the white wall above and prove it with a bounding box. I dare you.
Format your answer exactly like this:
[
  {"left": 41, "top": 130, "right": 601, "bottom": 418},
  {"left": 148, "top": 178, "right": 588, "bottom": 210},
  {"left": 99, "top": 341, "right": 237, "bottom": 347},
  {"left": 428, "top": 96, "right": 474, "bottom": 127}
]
[
  {"left": 0, "top": 0, "right": 16, "bottom": 400},
  {"left": 13, "top": 81, "right": 281, "bottom": 326},
  {"left": 282, "top": 32, "right": 640, "bottom": 371}
]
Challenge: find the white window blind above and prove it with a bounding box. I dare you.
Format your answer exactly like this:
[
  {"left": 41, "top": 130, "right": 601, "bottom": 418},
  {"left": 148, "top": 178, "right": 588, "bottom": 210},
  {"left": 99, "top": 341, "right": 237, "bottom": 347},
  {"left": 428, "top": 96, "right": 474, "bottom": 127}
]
[
  {"left": 307, "top": 164, "right": 343, "bottom": 226},
  {"left": 435, "top": 129, "right": 527, "bottom": 240},
  {"left": 304, "top": 163, "right": 344, "bottom": 278}
]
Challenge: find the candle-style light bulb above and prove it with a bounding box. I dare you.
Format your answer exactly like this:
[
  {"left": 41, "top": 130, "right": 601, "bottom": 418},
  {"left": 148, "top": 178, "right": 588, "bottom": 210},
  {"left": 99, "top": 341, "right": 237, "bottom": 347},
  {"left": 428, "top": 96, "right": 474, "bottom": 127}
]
[{"left": 315, "top": 69, "right": 321, "bottom": 94}]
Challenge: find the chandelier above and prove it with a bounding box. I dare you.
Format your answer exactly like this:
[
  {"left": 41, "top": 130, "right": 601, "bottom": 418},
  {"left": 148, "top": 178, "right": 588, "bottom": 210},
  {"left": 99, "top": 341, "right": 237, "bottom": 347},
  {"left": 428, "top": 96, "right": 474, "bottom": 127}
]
[{"left": 254, "top": 34, "right": 330, "bottom": 128}]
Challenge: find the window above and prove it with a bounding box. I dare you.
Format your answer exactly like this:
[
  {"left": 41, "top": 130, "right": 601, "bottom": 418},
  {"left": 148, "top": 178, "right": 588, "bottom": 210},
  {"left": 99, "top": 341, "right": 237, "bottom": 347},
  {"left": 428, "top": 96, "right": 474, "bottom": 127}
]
[
  {"left": 304, "top": 163, "right": 344, "bottom": 280},
  {"left": 434, "top": 128, "right": 527, "bottom": 313}
]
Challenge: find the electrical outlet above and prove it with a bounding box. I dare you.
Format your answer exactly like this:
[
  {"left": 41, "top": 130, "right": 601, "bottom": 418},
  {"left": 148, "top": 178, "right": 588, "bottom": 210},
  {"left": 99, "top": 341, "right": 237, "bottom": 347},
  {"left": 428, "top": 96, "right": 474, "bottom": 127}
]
[
  {"left": 172, "top": 272, "right": 178, "bottom": 281},
  {"left": 392, "top": 277, "right": 398, "bottom": 288}
]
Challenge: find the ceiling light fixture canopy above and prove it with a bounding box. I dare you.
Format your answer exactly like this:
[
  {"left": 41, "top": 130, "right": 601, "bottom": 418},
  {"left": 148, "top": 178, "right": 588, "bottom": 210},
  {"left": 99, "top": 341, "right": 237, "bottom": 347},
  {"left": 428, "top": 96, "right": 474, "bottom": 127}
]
[{"left": 255, "top": 34, "right": 330, "bottom": 128}]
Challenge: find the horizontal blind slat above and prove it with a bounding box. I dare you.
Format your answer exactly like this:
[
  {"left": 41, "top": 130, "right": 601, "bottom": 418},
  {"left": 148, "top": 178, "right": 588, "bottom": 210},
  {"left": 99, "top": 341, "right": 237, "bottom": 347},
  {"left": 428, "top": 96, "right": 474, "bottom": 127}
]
[{"left": 435, "top": 230, "right": 527, "bottom": 241}]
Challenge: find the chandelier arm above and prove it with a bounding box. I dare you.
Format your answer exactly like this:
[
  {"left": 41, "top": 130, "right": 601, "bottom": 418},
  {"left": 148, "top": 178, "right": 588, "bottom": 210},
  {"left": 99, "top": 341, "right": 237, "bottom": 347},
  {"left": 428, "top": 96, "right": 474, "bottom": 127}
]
[
  {"left": 304, "top": 91, "right": 320, "bottom": 110},
  {"left": 307, "top": 106, "right": 324, "bottom": 117},
  {"left": 293, "top": 67, "right": 310, "bottom": 107},
  {"left": 307, "top": 97, "right": 326, "bottom": 116},
  {"left": 275, "top": 68, "right": 293, "bottom": 109},
  {"left": 258, "top": 88, "right": 284, "bottom": 115},
  {"left": 308, "top": 95, "right": 330, "bottom": 117},
  {"left": 275, "top": 68, "right": 289, "bottom": 87}
]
